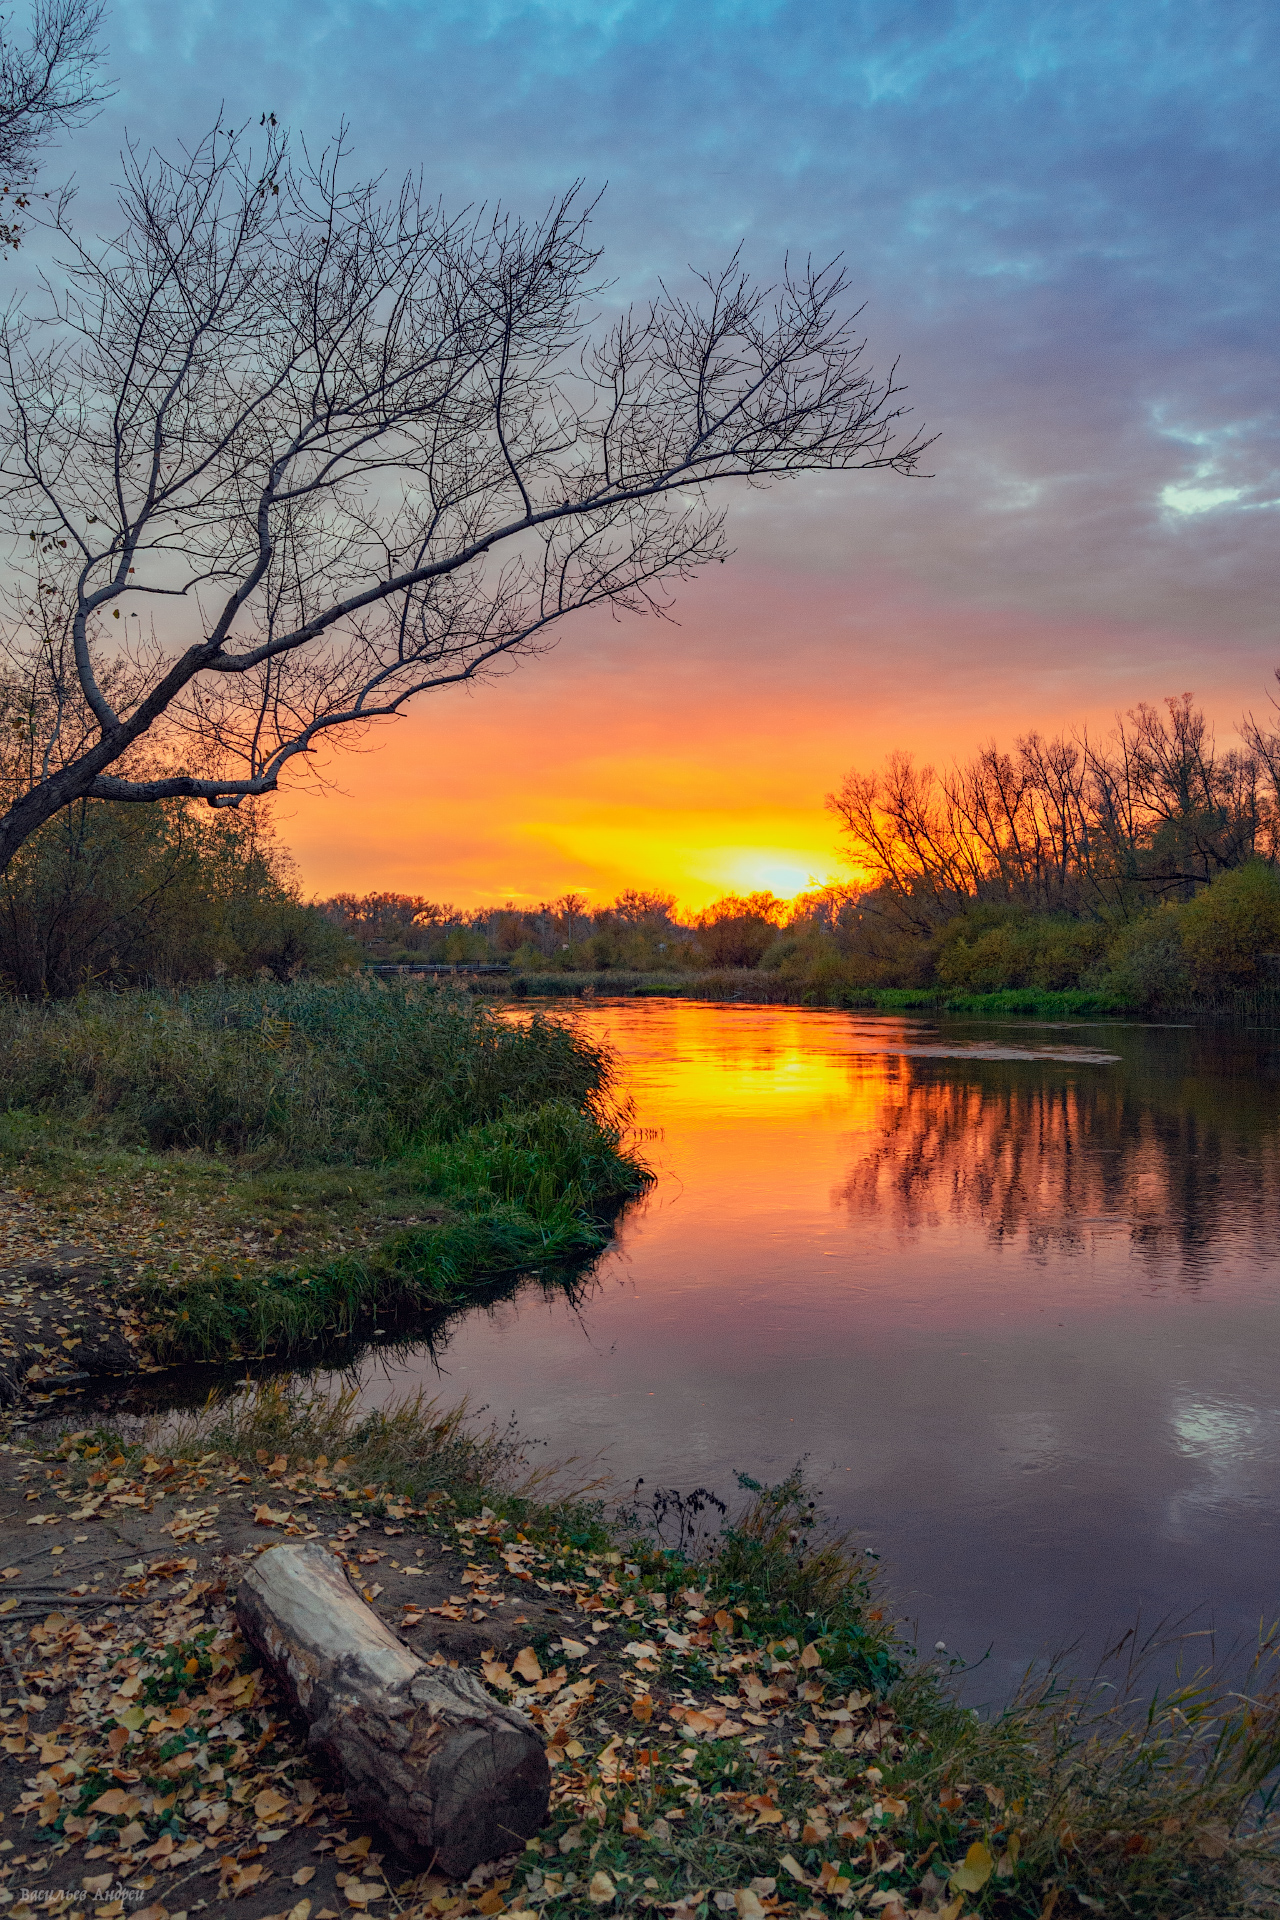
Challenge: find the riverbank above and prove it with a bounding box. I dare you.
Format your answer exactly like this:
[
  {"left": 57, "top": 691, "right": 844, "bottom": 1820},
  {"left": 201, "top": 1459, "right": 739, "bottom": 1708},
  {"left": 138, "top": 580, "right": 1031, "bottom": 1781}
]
[
  {"left": 0, "top": 1384, "right": 1272, "bottom": 1920},
  {"left": 494, "top": 972, "right": 1135, "bottom": 1021},
  {"left": 0, "top": 983, "right": 649, "bottom": 1366}
]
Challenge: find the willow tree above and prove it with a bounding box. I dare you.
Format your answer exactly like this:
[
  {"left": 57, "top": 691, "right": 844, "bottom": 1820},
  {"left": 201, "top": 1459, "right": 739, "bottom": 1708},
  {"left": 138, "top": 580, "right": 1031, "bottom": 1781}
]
[{"left": 0, "top": 119, "right": 929, "bottom": 872}]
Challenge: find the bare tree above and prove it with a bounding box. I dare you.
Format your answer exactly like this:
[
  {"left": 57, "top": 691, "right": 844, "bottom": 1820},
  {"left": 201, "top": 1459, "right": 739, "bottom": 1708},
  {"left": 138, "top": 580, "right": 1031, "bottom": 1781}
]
[
  {"left": 828, "top": 691, "right": 1278, "bottom": 922},
  {"left": 0, "top": 0, "right": 108, "bottom": 246},
  {"left": 0, "top": 118, "right": 929, "bottom": 875}
]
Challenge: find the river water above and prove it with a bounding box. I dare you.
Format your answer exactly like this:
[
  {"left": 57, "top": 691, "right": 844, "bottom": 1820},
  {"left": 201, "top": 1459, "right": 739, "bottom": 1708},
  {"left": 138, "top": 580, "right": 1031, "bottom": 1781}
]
[{"left": 352, "top": 1000, "right": 1280, "bottom": 1700}]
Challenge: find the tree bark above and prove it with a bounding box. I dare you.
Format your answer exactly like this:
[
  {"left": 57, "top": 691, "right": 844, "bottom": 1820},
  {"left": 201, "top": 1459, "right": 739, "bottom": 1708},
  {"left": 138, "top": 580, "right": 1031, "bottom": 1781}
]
[{"left": 236, "top": 1542, "right": 550, "bottom": 1876}]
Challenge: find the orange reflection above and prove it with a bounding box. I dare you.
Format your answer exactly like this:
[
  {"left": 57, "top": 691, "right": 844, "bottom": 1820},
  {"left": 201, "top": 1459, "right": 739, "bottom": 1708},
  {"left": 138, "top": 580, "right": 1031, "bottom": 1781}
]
[{"left": 569, "top": 1001, "right": 1280, "bottom": 1293}]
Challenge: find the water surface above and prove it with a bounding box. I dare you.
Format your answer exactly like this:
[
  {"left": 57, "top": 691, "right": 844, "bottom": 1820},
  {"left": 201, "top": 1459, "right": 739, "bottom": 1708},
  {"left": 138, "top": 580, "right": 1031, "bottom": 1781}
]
[{"left": 357, "top": 1002, "right": 1280, "bottom": 1696}]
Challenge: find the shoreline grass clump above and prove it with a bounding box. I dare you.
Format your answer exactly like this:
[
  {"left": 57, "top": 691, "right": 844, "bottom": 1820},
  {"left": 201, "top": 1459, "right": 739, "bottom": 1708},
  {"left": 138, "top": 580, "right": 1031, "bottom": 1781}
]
[
  {"left": 0, "top": 978, "right": 650, "bottom": 1360},
  {"left": 74, "top": 1382, "right": 1280, "bottom": 1918}
]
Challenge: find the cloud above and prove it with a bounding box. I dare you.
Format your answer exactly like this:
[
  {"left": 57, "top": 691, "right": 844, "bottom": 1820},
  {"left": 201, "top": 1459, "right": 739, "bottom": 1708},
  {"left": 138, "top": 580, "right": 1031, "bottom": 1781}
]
[{"left": 36, "top": 0, "right": 1280, "bottom": 895}]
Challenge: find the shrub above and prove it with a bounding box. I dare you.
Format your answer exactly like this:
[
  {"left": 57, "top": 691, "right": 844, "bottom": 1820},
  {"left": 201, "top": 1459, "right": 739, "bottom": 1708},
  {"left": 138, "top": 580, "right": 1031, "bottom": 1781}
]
[
  {"left": 1177, "top": 860, "right": 1280, "bottom": 995},
  {"left": 0, "top": 978, "right": 620, "bottom": 1164},
  {"left": 933, "top": 907, "right": 1108, "bottom": 991},
  {"left": 0, "top": 798, "right": 351, "bottom": 995}
]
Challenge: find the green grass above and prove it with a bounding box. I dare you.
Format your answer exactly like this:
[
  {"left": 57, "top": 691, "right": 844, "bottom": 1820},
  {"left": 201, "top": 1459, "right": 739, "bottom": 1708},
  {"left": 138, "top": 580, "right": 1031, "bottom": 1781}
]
[
  {"left": 847, "top": 985, "right": 1135, "bottom": 1018},
  {"left": 504, "top": 972, "right": 1137, "bottom": 1019},
  {"left": 143, "top": 1099, "right": 648, "bottom": 1361},
  {"left": 0, "top": 980, "right": 650, "bottom": 1360}
]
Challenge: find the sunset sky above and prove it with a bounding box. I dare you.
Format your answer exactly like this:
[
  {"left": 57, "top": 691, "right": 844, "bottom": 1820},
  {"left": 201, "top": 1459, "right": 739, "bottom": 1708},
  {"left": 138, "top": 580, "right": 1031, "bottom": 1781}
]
[{"left": 67, "top": 2, "right": 1280, "bottom": 907}]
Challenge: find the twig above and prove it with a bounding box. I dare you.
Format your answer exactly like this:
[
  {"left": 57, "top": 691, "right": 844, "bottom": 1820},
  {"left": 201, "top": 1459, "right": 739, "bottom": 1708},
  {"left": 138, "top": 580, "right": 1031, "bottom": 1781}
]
[{"left": 0, "top": 1636, "right": 26, "bottom": 1695}]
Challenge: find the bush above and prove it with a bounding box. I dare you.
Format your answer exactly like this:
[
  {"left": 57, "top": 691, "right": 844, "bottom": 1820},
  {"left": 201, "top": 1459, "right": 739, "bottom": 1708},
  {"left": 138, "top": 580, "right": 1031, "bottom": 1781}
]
[
  {"left": 1103, "top": 908, "right": 1189, "bottom": 1009},
  {"left": 0, "top": 798, "right": 352, "bottom": 995},
  {"left": 1177, "top": 859, "right": 1280, "bottom": 995},
  {"left": 691, "top": 892, "right": 788, "bottom": 968},
  {"left": 0, "top": 978, "right": 620, "bottom": 1163},
  {"left": 933, "top": 906, "right": 1109, "bottom": 991}
]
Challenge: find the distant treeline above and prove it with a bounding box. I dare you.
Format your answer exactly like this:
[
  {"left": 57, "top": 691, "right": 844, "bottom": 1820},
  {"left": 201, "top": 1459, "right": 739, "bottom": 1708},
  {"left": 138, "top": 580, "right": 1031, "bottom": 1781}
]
[
  {"left": 10, "top": 685, "right": 1280, "bottom": 1014},
  {"left": 323, "top": 690, "right": 1280, "bottom": 1014},
  {"left": 317, "top": 887, "right": 798, "bottom": 972}
]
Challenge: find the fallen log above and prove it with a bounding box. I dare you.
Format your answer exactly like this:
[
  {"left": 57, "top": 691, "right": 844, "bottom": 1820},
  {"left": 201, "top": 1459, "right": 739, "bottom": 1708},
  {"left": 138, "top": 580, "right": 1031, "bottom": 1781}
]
[{"left": 236, "top": 1542, "right": 549, "bottom": 1875}]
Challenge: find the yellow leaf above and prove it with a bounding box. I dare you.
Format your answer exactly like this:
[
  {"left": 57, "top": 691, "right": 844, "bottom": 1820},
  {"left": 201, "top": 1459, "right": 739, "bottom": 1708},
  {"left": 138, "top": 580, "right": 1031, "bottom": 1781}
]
[
  {"left": 631, "top": 1694, "right": 654, "bottom": 1723},
  {"left": 779, "top": 1855, "right": 814, "bottom": 1888},
  {"left": 294, "top": 1868, "right": 317, "bottom": 1887},
  {"left": 799, "top": 1642, "right": 822, "bottom": 1670},
  {"left": 588, "top": 1871, "right": 616, "bottom": 1905},
  {"left": 90, "top": 1789, "right": 141, "bottom": 1817},
  {"left": 288, "top": 1903, "right": 312, "bottom": 1920},
  {"left": 951, "top": 1841, "right": 995, "bottom": 1893},
  {"left": 254, "top": 1789, "right": 290, "bottom": 1822},
  {"left": 512, "top": 1646, "right": 542, "bottom": 1683}
]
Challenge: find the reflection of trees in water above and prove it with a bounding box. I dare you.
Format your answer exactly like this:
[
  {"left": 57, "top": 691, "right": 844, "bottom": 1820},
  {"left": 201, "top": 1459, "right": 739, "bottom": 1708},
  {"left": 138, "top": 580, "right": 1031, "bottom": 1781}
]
[{"left": 834, "top": 1057, "right": 1280, "bottom": 1279}]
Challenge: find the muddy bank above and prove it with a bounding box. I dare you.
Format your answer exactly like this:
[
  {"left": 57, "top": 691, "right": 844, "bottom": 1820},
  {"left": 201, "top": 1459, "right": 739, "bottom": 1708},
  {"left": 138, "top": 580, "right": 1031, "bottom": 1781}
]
[{"left": 0, "top": 1264, "right": 147, "bottom": 1414}]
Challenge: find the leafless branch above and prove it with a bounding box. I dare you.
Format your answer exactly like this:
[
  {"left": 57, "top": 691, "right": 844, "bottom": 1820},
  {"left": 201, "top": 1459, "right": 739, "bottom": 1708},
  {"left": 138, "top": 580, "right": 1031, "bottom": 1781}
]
[{"left": 0, "top": 115, "right": 930, "bottom": 869}]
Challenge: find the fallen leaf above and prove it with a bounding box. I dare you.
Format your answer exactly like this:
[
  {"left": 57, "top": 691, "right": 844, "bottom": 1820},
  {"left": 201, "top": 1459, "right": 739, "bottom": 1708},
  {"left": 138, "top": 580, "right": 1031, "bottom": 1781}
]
[
  {"left": 779, "top": 1856, "right": 815, "bottom": 1889},
  {"left": 512, "top": 1647, "right": 542, "bottom": 1683},
  {"left": 588, "top": 1872, "right": 616, "bottom": 1906},
  {"left": 950, "top": 1841, "right": 995, "bottom": 1893},
  {"left": 90, "top": 1789, "right": 141, "bottom": 1817},
  {"left": 631, "top": 1694, "right": 654, "bottom": 1724},
  {"left": 799, "top": 1642, "right": 822, "bottom": 1670},
  {"left": 294, "top": 1869, "right": 317, "bottom": 1887},
  {"left": 685, "top": 1709, "right": 719, "bottom": 1736},
  {"left": 255, "top": 1789, "right": 290, "bottom": 1823}
]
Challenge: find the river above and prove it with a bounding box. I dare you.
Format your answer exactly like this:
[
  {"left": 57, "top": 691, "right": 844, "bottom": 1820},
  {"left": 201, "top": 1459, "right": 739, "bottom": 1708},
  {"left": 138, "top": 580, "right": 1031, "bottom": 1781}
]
[{"left": 352, "top": 999, "right": 1280, "bottom": 1700}]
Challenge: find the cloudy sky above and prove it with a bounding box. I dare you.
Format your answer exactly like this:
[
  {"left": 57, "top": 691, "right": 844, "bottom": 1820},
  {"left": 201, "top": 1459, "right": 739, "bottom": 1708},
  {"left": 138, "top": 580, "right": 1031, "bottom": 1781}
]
[{"left": 53, "top": 0, "right": 1280, "bottom": 904}]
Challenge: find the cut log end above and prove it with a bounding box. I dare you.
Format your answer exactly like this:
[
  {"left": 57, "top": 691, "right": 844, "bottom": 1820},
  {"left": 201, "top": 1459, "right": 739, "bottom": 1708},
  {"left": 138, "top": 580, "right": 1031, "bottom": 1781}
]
[{"left": 237, "top": 1541, "right": 550, "bottom": 1877}]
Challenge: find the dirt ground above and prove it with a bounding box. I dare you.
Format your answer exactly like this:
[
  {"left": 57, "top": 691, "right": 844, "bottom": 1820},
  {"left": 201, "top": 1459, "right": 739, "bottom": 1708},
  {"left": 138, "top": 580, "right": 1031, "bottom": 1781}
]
[{"left": 0, "top": 1401, "right": 645, "bottom": 1920}]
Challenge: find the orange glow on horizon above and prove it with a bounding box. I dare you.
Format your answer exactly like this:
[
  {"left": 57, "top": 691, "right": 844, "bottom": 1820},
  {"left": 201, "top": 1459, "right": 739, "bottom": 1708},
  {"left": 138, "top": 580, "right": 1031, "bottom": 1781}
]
[{"left": 269, "top": 563, "right": 1262, "bottom": 912}]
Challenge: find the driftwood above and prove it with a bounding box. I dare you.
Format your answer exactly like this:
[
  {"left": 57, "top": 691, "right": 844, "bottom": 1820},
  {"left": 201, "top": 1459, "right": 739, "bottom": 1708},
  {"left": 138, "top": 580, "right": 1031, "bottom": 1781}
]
[{"left": 236, "top": 1542, "right": 549, "bottom": 1875}]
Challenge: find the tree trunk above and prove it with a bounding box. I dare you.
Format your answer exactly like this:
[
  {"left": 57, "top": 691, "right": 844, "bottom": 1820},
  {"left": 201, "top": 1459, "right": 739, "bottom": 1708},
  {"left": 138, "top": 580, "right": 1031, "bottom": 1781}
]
[{"left": 236, "top": 1542, "right": 550, "bottom": 1876}]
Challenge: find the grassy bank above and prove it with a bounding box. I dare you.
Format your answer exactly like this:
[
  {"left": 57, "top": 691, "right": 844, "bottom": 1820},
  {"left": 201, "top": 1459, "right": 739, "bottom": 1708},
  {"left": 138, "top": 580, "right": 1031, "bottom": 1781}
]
[
  {"left": 40, "top": 1380, "right": 1280, "bottom": 1920},
  {"left": 499, "top": 971, "right": 1136, "bottom": 1020},
  {"left": 0, "top": 980, "right": 649, "bottom": 1361}
]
